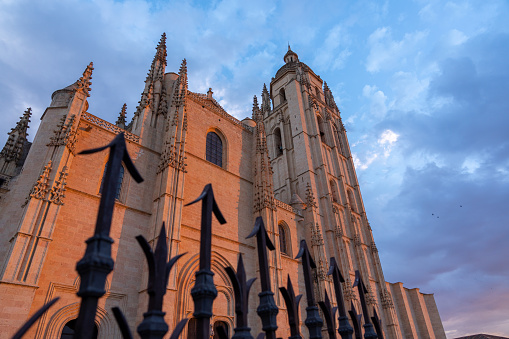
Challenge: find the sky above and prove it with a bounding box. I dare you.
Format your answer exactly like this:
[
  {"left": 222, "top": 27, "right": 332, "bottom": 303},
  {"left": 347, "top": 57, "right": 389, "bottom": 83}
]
[{"left": 1, "top": 0, "right": 509, "bottom": 337}]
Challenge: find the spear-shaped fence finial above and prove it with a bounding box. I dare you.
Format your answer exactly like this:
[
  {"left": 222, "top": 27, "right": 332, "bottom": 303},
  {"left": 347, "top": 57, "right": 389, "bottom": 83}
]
[
  {"left": 318, "top": 291, "right": 337, "bottom": 339},
  {"left": 371, "top": 308, "right": 384, "bottom": 339},
  {"left": 186, "top": 184, "right": 226, "bottom": 339},
  {"left": 279, "top": 275, "right": 303, "bottom": 339},
  {"left": 348, "top": 302, "right": 362, "bottom": 339},
  {"left": 353, "top": 270, "right": 378, "bottom": 339},
  {"left": 135, "top": 223, "right": 186, "bottom": 338},
  {"left": 296, "top": 239, "right": 323, "bottom": 338},
  {"left": 328, "top": 257, "right": 354, "bottom": 339},
  {"left": 226, "top": 254, "right": 257, "bottom": 339},
  {"left": 246, "top": 216, "right": 278, "bottom": 339},
  {"left": 74, "top": 132, "right": 143, "bottom": 339}
]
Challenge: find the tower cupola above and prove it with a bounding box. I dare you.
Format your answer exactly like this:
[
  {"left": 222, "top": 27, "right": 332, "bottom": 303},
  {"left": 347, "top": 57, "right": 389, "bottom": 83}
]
[{"left": 283, "top": 45, "right": 299, "bottom": 64}]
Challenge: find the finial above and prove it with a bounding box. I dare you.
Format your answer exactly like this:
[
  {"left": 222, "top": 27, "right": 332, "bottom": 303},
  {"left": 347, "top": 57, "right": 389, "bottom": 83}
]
[
  {"left": 288, "top": 42, "right": 291, "bottom": 51},
  {"left": 253, "top": 95, "right": 259, "bottom": 110},
  {"left": 155, "top": 33, "right": 167, "bottom": 64},
  {"left": 76, "top": 62, "right": 94, "bottom": 97},
  {"left": 116, "top": 103, "right": 127, "bottom": 128},
  {"left": 179, "top": 59, "right": 187, "bottom": 76},
  {"left": 17, "top": 108, "right": 32, "bottom": 131},
  {"left": 207, "top": 88, "right": 213, "bottom": 100}
]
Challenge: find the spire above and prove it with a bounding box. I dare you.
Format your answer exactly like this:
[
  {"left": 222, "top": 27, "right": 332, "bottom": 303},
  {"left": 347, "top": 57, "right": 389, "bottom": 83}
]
[
  {"left": 261, "top": 83, "right": 271, "bottom": 114},
  {"left": 144, "top": 33, "right": 167, "bottom": 86},
  {"left": 253, "top": 106, "right": 275, "bottom": 213},
  {"left": 324, "top": 81, "right": 338, "bottom": 111},
  {"left": 252, "top": 95, "right": 261, "bottom": 121},
  {"left": 179, "top": 58, "right": 188, "bottom": 79},
  {"left": 154, "top": 33, "right": 167, "bottom": 66},
  {"left": 116, "top": 103, "right": 127, "bottom": 129},
  {"left": 172, "top": 59, "right": 188, "bottom": 107},
  {"left": 76, "top": 62, "right": 94, "bottom": 97},
  {"left": 0, "top": 108, "right": 32, "bottom": 164}
]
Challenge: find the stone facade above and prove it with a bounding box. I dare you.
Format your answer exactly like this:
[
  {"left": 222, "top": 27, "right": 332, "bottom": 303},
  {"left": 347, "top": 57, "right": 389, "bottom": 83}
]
[{"left": 0, "top": 34, "right": 446, "bottom": 338}]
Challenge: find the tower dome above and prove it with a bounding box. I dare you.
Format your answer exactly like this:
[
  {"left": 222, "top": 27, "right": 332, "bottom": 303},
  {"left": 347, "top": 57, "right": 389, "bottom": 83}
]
[{"left": 283, "top": 45, "right": 299, "bottom": 63}]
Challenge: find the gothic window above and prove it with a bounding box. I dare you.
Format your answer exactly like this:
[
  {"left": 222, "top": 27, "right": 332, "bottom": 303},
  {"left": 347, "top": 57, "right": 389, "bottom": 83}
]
[
  {"left": 348, "top": 190, "right": 356, "bottom": 212},
  {"left": 206, "top": 131, "right": 223, "bottom": 167},
  {"left": 60, "top": 319, "right": 98, "bottom": 339},
  {"left": 315, "top": 86, "right": 321, "bottom": 100},
  {"left": 279, "top": 88, "right": 286, "bottom": 102},
  {"left": 330, "top": 179, "right": 339, "bottom": 203},
  {"left": 274, "top": 128, "right": 283, "bottom": 157},
  {"left": 279, "top": 222, "right": 291, "bottom": 256},
  {"left": 332, "top": 124, "right": 343, "bottom": 154},
  {"left": 317, "top": 115, "right": 326, "bottom": 143},
  {"left": 213, "top": 321, "right": 229, "bottom": 339},
  {"left": 99, "top": 163, "right": 125, "bottom": 200}
]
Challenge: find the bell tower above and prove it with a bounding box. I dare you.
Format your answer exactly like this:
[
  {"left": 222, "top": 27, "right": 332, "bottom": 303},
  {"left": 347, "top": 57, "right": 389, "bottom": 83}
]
[{"left": 264, "top": 47, "right": 402, "bottom": 339}]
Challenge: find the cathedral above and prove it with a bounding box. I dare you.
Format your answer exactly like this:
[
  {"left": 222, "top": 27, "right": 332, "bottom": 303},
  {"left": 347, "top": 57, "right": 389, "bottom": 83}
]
[{"left": 0, "top": 34, "right": 446, "bottom": 338}]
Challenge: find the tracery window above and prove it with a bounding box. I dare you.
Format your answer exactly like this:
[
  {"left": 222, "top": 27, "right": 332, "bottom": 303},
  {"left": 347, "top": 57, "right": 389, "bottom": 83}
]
[
  {"left": 60, "top": 319, "right": 98, "bottom": 339},
  {"left": 206, "top": 131, "right": 223, "bottom": 167},
  {"left": 274, "top": 128, "right": 283, "bottom": 157},
  {"left": 279, "top": 222, "right": 291, "bottom": 256},
  {"left": 99, "top": 163, "right": 125, "bottom": 200},
  {"left": 330, "top": 179, "right": 339, "bottom": 203},
  {"left": 213, "top": 321, "right": 229, "bottom": 339},
  {"left": 332, "top": 124, "right": 344, "bottom": 154},
  {"left": 317, "top": 115, "right": 326, "bottom": 143},
  {"left": 279, "top": 88, "right": 286, "bottom": 102},
  {"left": 348, "top": 190, "right": 356, "bottom": 212}
]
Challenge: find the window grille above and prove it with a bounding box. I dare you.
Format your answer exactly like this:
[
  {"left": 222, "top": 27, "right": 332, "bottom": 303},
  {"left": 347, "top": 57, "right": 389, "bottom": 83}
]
[{"left": 206, "top": 132, "right": 223, "bottom": 167}]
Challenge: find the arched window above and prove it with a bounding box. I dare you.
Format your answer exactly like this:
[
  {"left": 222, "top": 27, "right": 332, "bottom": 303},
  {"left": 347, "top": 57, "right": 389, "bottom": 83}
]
[
  {"left": 332, "top": 124, "right": 343, "bottom": 154},
  {"left": 213, "top": 321, "right": 229, "bottom": 339},
  {"left": 279, "top": 88, "right": 286, "bottom": 102},
  {"left": 347, "top": 190, "right": 356, "bottom": 212},
  {"left": 279, "top": 222, "right": 290, "bottom": 256},
  {"left": 99, "top": 163, "right": 125, "bottom": 200},
  {"left": 317, "top": 116, "right": 326, "bottom": 143},
  {"left": 206, "top": 131, "right": 223, "bottom": 167},
  {"left": 315, "top": 86, "right": 321, "bottom": 100},
  {"left": 330, "top": 180, "right": 339, "bottom": 203},
  {"left": 60, "top": 319, "right": 98, "bottom": 339},
  {"left": 274, "top": 128, "right": 283, "bottom": 157}
]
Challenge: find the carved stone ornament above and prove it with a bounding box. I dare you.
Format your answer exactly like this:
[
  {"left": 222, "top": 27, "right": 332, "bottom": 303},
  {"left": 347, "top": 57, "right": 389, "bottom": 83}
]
[
  {"left": 305, "top": 183, "right": 317, "bottom": 208},
  {"left": 366, "top": 289, "right": 378, "bottom": 306},
  {"left": 48, "top": 166, "right": 68, "bottom": 205},
  {"left": 48, "top": 114, "right": 77, "bottom": 154},
  {"left": 343, "top": 276, "right": 357, "bottom": 301},
  {"left": 335, "top": 225, "right": 343, "bottom": 238},
  {"left": 380, "top": 289, "right": 395, "bottom": 309},
  {"left": 311, "top": 223, "right": 324, "bottom": 246},
  {"left": 370, "top": 242, "right": 378, "bottom": 253},
  {"left": 29, "top": 160, "right": 53, "bottom": 201},
  {"left": 353, "top": 233, "right": 361, "bottom": 247},
  {"left": 157, "top": 142, "right": 187, "bottom": 173},
  {"left": 317, "top": 258, "right": 328, "bottom": 281}
]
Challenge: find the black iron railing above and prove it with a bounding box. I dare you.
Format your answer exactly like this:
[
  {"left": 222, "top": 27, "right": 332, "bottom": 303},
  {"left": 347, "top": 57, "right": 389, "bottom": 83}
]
[{"left": 12, "top": 133, "right": 381, "bottom": 339}]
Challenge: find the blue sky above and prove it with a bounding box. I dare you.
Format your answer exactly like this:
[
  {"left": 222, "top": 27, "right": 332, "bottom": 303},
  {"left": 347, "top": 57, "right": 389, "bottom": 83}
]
[{"left": 1, "top": 0, "right": 509, "bottom": 337}]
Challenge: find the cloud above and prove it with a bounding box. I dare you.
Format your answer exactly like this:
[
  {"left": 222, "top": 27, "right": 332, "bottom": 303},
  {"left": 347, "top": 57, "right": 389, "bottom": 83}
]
[
  {"left": 363, "top": 85, "right": 389, "bottom": 118},
  {"left": 313, "top": 24, "right": 352, "bottom": 71},
  {"left": 366, "top": 26, "right": 428, "bottom": 73},
  {"left": 361, "top": 31, "right": 509, "bottom": 336}
]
